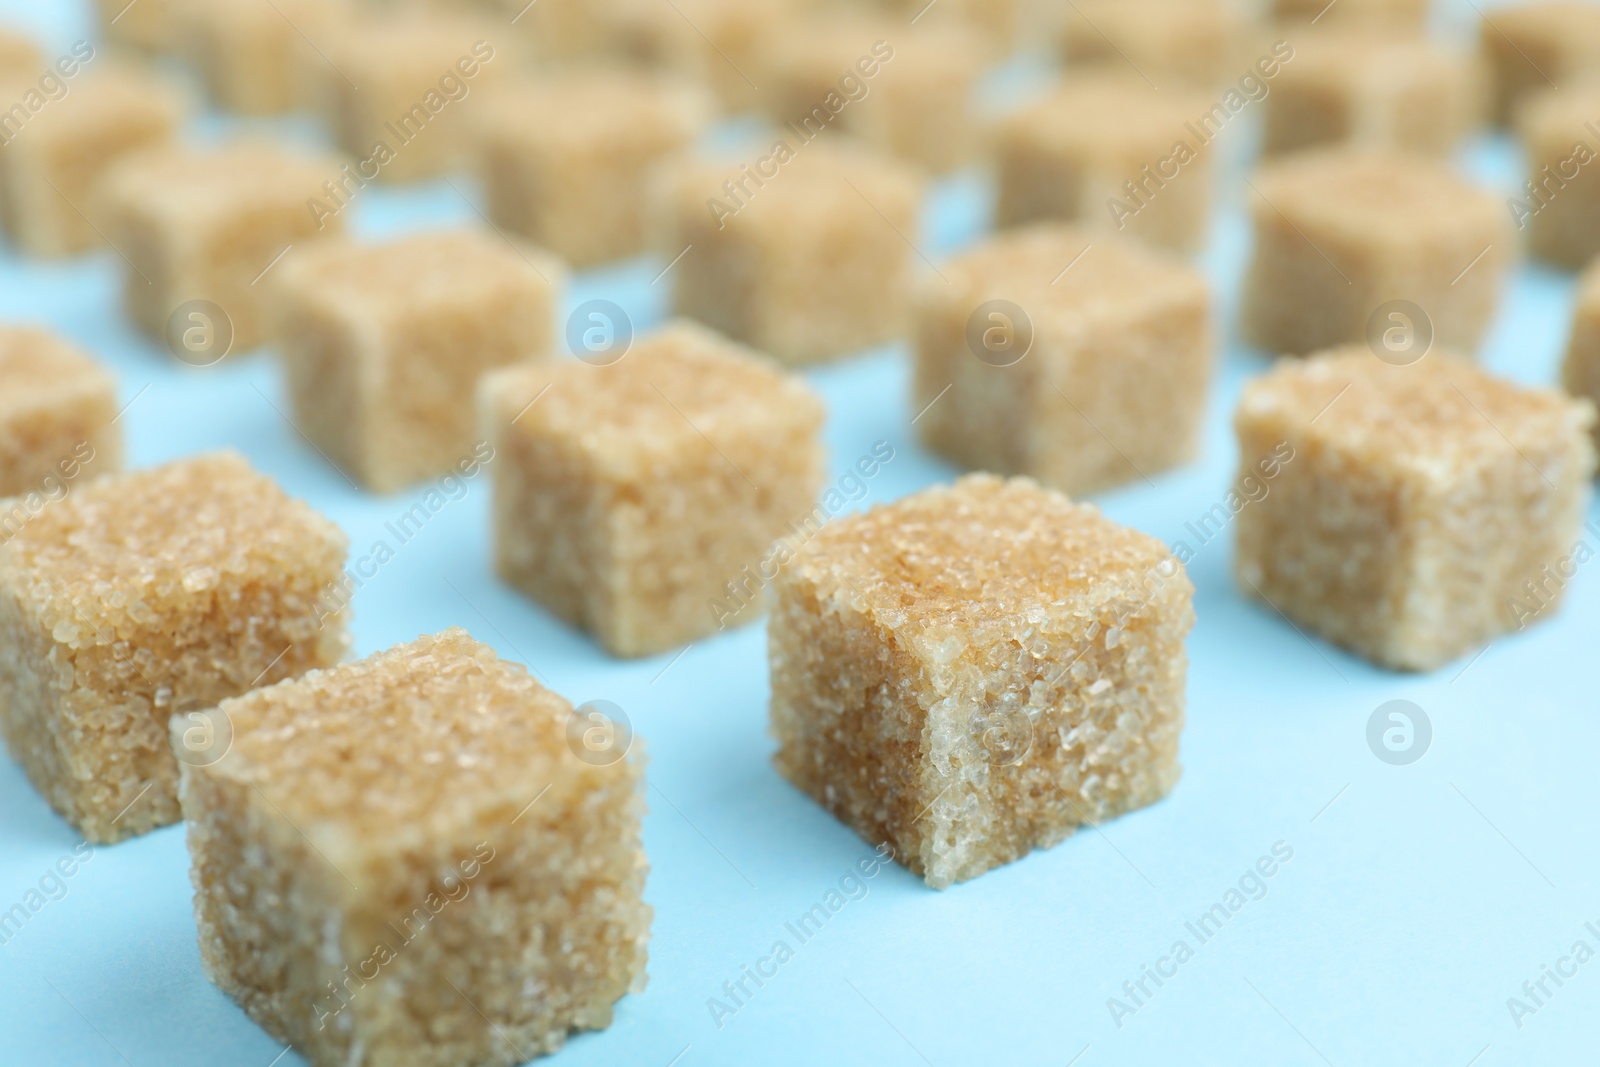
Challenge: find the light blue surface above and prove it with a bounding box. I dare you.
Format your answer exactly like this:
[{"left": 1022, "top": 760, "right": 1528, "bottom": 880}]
[{"left": 2, "top": 3, "right": 1597, "bottom": 1065}]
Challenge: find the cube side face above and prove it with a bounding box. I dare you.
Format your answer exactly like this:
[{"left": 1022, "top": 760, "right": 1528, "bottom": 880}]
[
  {"left": 995, "top": 129, "right": 1087, "bottom": 231},
  {"left": 1525, "top": 133, "right": 1600, "bottom": 270},
  {"left": 599, "top": 405, "right": 827, "bottom": 656},
  {"left": 183, "top": 774, "right": 339, "bottom": 1056},
  {"left": 1241, "top": 210, "right": 1378, "bottom": 355},
  {"left": 275, "top": 296, "right": 373, "bottom": 488},
  {"left": 1263, "top": 80, "right": 1356, "bottom": 157},
  {"left": 746, "top": 194, "right": 916, "bottom": 363},
  {"left": 918, "top": 571, "right": 1192, "bottom": 888},
  {"left": 769, "top": 575, "right": 937, "bottom": 875},
  {"left": 1030, "top": 292, "right": 1212, "bottom": 496},
  {"left": 199, "top": 203, "right": 342, "bottom": 351},
  {"left": 912, "top": 286, "right": 1034, "bottom": 479},
  {"left": 365, "top": 298, "right": 551, "bottom": 492},
  {"left": 0, "top": 377, "right": 121, "bottom": 499},
  {"left": 488, "top": 416, "right": 609, "bottom": 642},
  {"left": 1563, "top": 286, "right": 1600, "bottom": 449},
  {"left": 669, "top": 208, "right": 761, "bottom": 353},
  {"left": 0, "top": 100, "right": 177, "bottom": 257},
  {"left": 332, "top": 763, "right": 650, "bottom": 1065},
  {"left": 191, "top": 13, "right": 301, "bottom": 116},
  {"left": 1371, "top": 224, "right": 1511, "bottom": 355},
  {"left": 1234, "top": 417, "right": 1414, "bottom": 665}
]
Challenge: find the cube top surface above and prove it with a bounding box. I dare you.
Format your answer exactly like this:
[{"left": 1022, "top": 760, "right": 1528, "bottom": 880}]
[
  {"left": 1004, "top": 72, "right": 1210, "bottom": 154},
  {"left": 476, "top": 69, "right": 709, "bottom": 144},
  {"left": 0, "top": 325, "right": 114, "bottom": 412},
  {"left": 0, "top": 451, "right": 347, "bottom": 642},
  {"left": 789, "top": 473, "right": 1176, "bottom": 635},
  {"left": 666, "top": 139, "right": 922, "bottom": 225},
  {"left": 1237, "top": 347, "right": 1596, "bottom": 477},
  {"left": 274, "top": 228, "right": 558, "bottom": 318},
  {"left": 936, "top": 223, "right": 1206, "bottom": 327},
  {"left": 101, "top": 141, "right": 337, "bottom": 223},
  {"left": 190, "top": 628, "right": 577, "bottom": 836},
  {"left": 10, "top": 62, "right": 183, "bottom": 142},
  {"left": 483, "top": 321, "right": 824, "bottom": 477},
  {"left": 1251, "top": 148, "right": 1503, "bottom": 243}
]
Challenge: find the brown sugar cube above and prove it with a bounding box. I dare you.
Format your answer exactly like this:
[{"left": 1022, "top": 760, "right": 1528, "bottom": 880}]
[
  {"left": 914, "top": 224, "right": 1212, "bottom": 497},
  {"left": 0, "top": 27, "right": 40, "bottom": 74},
  {"left": 993, "top": 72, "right": 1216, "bottom": 252},
  {"left": 510, "top": 0, "right": 618, "bottom": 60},
  {"left": 474, "top": 71, "right": 710, "bottom": 268},
  {"left": 605, "top": 0, "right": 798, "bottom": 112},
  {"left": 99, "top": 141, "right": 342, "bottom": 352},
  {"left": 179, "top": 0, "right": 353, "bottom": 116},
  {"left": 0, "top": 326, "right": 121, "bottom": 502},
  {"left": 176, "top": 628, "right": 650, "bottom": 1066},
  {"left": 872, "top": 0, "right": 1019, "bottom": 52},
  {"left": 654, "top": 141, "right": 923, "bottom": 364},
  {"left": 1271, "top": 0, "right": 1429, "bottom": 27},
  {"left": 1240, "top": 149, "right": 1512, "bottom": 357},
  {"left": 321, "top": 13, "right": 506, "bottom": 184},
  {"left": 1514, "top": 85, "right": 1600, "bottom": 269},
  {"left": 480, "top": 321, "right": 826, "bottom": 657},
  {"left": 1562, "top": 258, "right": 1600, "bottom": 450},
  {"left": 1235, "top": 348, "right": 1595, "bottom": 671},
  {"left": 93, "top": 0, "right": 185, "bottom": 55},
  {"left": 0, "top": 64, "right": 183, "bottom": 257},
  {"left": 760, "top": 17, "right": 983, "bottom": 174},
  {"left": 1482, "top": 1, "right": 1600, "bottom": 125},
  {"left": 1263, "top": 31, "right": 1482, "bottom": 157},
  {"left": 1060, "top": 0, "right": 1246, "bottom": 90},
  {"left": 0, "top": 452, "right": 349, "bottom": 843},
  {"left": 770, "top": 473, "right": 1194, "bottom": 889},
  {"left": 270, "top": 229, "right": 562, "bottom": 492}
]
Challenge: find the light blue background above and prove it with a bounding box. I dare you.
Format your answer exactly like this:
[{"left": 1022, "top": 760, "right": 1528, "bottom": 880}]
[{"left": 0, "top": 2, "right": 1594, "bottom": 1065}]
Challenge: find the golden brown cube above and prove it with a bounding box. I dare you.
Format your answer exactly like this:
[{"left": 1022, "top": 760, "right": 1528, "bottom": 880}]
[
  {"left": 177, "top": 628, "right": 650, "bottom": 1067},
  {"left": 1262, "top": 31, "right": 1481, "bottom": 156},
  {"left": 481, "top": 321, "right": 827, "bottom": 657},
  {"left": 655, "top": 141, "right": 923, "bottom": 364},
  {"left": 0, "top": 326, "right": 121, "bottom": 502},
  {"left": 1271, "top": 0, "right": 1429, "bottom": 27},
  {"left": 1060, "top": 0, "right": 1246, "bottom": 90},
  {"left": 94, "top": 0, "right": 185, "bottom": 56},
  {"left": 1482, "top": 1, "right": 1600, "bottom": 125},
  {"left": 180, "top": 0, "right": 353, "bottom": 115},
  {"left": 321, "top": 13, "right": 506, "bottom": 184},
  {"left": 1235, "top": 348, "right": 1595, "bottom": 671},
  {"left": 1562, "top": 257, "right": 1600, "bottom": 450},
  {"left": 0, "top": 452, "right": 349, "bottom": 843},
  {"left": 0, "top": 27, "right": 40, "bottom": 75},
  {"left": 1240, "top": 149, "right": 1512, "bottom": 357},
  {"left": 771, "top": 473, "right": 1194, "bottom": 889},
  {"left": 914, "top": 224, "right": 1212, "bottom": 497},
  {"left": 605, "top": 0, "right": 797, "bottom": 112},
  {"left": 474, "top": 71, "right": 709, "bottom": 268},
  {"left": 99, "top": 141, "right": 342, "bottom": 352},
  {"left": 760, "top": 16, "right": 982, "bottom": 173},
  {"left": 270, "top": 229, "right": 562, "bottom": 493},
  {"left": 994, "top": 72, "right": 1217, "bottom": 253},
  {"left": 0, "top": 64, "right": 183, "bottom": 257},
  {"left": 1515, "top": 85, "right": 1600, "bottom": 269}
]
